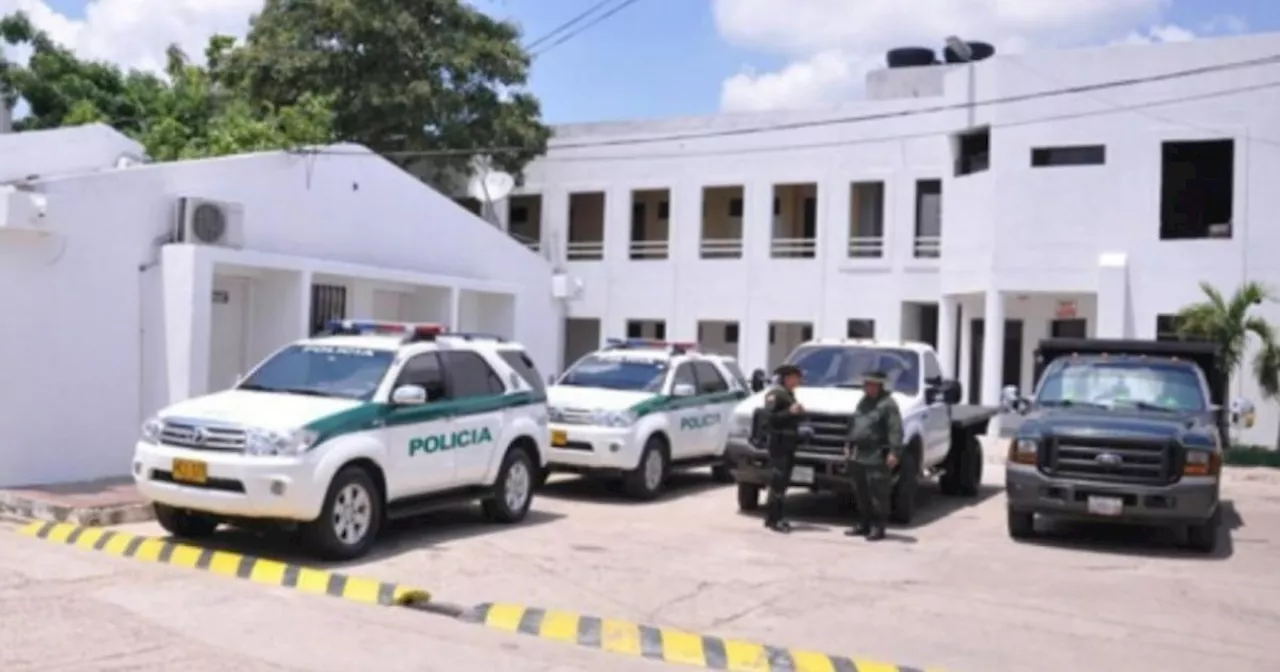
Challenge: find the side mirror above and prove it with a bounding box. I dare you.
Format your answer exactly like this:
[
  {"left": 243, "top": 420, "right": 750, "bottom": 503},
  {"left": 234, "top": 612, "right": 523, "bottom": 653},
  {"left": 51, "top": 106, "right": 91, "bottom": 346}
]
[
  {"left": 391, "top": 384, "right": 428, "bottom": 405},
  {"left": 750, "top": 369, "right": 767, "bottom": 393},
  {"left": 672, "top": 382, "right": 696, "bottom": 397},
  {"left": 1001, "top": 385, "right": 1029, "bottom": 414},
  {"left": 1230, "top": 398, "right": 1256, "bottom": 428},
  {"left": 941, "top": 379, "right": 962, "bottom": 405}
]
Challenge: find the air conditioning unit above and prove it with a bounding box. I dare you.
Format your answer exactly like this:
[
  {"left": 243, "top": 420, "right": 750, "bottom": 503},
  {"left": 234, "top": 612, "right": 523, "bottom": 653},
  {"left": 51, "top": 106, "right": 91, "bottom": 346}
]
[
  {"left": 172, "top": 197, "right": 244, "bottom": 248},
  {"left": 0, "top": 185, "right": 48, "bottom": 235}
]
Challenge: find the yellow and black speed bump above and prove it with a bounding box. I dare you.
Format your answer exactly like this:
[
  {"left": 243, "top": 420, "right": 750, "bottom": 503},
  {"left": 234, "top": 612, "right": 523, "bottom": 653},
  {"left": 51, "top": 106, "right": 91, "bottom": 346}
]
[
  {"left": 19, "top": 521, "right": 431, "bottom": 608},
  {"left": 466, "top": 602, "right": 935, "bottom": 672}
]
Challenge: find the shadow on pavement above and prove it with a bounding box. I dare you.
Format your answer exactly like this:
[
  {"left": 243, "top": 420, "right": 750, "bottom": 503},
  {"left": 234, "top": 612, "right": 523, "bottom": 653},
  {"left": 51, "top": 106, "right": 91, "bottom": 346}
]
[
  {"left": 739, "top": 483, "right": 1002, "bottom": 537},
  {"left": 1017, "top": 500, "right": 1242, "bottom": 560},
  {"left": 537, "top": 469, "right": 730, "bottom": 504}
]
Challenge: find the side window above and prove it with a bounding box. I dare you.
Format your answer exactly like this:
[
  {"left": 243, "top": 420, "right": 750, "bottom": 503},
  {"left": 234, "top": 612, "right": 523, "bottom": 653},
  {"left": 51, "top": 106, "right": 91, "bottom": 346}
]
[
  {"left": 439, "top": 351, "right": 505, "bottom": 399},
  {"left": 394, "top": 353, "right": 445, "bottom": 399},
  {"left": 721, "top": 360, "right": 748, "bottom": 389},
  {"left": 923, "top": 351, "right": 942, "bottom": 383},
  {"left": 670, "top": 362, "right": 697, "bottom": 392},
  {"left": 498, "top": 349, "right": 546, "bottom": 394},
  {"left": 692, "top": 361, "right": 729, "bottom": 394}
]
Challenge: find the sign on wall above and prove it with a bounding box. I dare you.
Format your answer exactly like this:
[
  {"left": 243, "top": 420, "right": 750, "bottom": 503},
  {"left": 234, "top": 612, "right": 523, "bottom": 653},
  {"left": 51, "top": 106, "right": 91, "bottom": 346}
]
[{"left": 1055, "top": 300, "right": 1077, "bottom": 320}]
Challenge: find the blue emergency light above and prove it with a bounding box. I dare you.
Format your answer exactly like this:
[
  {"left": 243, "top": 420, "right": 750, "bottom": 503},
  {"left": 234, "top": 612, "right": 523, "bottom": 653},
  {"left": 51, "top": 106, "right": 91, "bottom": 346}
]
[{"left": 324, "top": 320, "right": 445, "bottom": 341}]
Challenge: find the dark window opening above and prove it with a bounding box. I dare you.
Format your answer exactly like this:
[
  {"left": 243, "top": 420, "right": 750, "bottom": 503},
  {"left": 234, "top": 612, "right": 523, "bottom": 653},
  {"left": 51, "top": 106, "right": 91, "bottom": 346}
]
[
  {"left": 846, "top": 319, "right": 876, "bottom": 339},
  {"left": 802, "top": 196, "right": 817, "bottom": 239},
  {"left": 1050, "top": 318, "right": 1087, "bottom": 339},
  {"left": 728, "top": 198, "right": 743, "bottom": 218},
  {"left": 658, "top": 200, "right": 670, "bottom": 220},
  {"left": 914, "top": 179, "right": 942, "bottom": 258},
  {"left": 439, "top": 351, "right": 505, "bottom": 398},
  {"left": 954, "top": 128, "right": 990, "bottom": 176},
  {"left": 725, "top": 323, "right": 739, "bottom": 344},
  {"left": 1155, "top": 314, "right": 1211, "bottom": 342},
  {"left": 801, "top": 324, "right": 813, "bottom": 341},
  {"left": 510, "top": 205, "right": 528, "bottom": 223},
  {"left": 1032, "top": 145, "right": 1106, "bottom": 167},
  {"left": 1159, "top": 139, "right": 1234, "bottom": 240},
  {"left": 309, "top": 284, "right": 347, "bottom": 335},
  {"left": 499, "top": 350, "right": 545, "bottom": 394}
]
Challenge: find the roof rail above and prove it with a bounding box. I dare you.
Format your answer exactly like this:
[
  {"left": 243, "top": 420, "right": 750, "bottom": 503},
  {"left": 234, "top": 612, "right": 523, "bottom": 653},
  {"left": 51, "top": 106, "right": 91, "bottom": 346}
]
[{"left": 604, "top": 338, "right": 697, "bottom": 355}]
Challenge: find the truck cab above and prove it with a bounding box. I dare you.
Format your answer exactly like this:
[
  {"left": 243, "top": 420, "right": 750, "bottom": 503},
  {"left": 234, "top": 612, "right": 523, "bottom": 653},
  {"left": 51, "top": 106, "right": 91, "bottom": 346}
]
[{"left": 1003, "top": 338, "right": 1247, "bottom": 553}]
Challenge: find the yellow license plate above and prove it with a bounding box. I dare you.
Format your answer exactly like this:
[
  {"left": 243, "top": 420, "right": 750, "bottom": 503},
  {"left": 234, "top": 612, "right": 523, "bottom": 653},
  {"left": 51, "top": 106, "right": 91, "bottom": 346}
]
[
  {"left": 172, "top": 458, "right": 208, "bottom": 485},
  {"left": 551, "top": 429, "right": 568, "bottom": 447}
]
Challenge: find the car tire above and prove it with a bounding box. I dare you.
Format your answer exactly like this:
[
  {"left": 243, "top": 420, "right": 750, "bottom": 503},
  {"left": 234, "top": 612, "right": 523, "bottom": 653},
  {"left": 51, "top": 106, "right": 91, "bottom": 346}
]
[
  {"left": 153, "top": 503, "right": 220, "bottom": 539},
  {"left": 737, "top": 483, "right": 760, "bottom": 511},
  {"left": 1007, "top": 509, "right": 1035, "bottom": 540},
  {"left": 625, "top": 436, "right": 668, "bottom": 500},
  {"left": 1185, "top": 508, "right": 1221, "bottom": 554},
  {"left": 533, "top": 464, "right": 551, "bottom": 490},
  {"left": 889, "top": 449, "right": 919, "bottom": 525},
  {"left": 300, "top": 465, "right": 383, "bottom": 562},
  {"left": 482, "top": 447, "right": 536, "bottom": 524},
  {"left": 711, "top": 463, "right": 734, "bottom": 483},
  {"left": 940, "top": 433, "right": 984, "bottom": 497}
]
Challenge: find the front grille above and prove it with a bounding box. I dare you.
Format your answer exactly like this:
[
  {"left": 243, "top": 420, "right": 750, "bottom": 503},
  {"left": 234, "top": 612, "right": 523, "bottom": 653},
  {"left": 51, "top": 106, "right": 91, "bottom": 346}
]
[
  {"left": 160, "top": 421, "right": 247, "bottom": 452},
  {"left": 802, "top": 412, "right": 852, "bottom": 453},
  {"left": 555, "top": 407, "right": 596, "bottom": 426},
  {"left": 1040, "top": 435, "right": 1177, "bottom": 485}
]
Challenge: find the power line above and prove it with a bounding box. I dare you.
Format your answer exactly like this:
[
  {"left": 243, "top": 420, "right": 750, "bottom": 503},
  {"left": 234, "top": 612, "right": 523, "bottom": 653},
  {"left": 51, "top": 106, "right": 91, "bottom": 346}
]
[
  {"left": 523, "top": 0, "right": 621, "bottom": 51},
  {"left": 530, "top": 0, "right": 643, "bottom": 58}
]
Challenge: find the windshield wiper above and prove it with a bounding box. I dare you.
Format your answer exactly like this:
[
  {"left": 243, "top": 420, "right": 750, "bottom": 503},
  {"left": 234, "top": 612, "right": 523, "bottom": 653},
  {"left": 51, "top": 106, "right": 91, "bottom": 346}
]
[
  {"left": 1040, "top": 399, "right": 1108, "bottom": 410},
  {"left": 267, "top": 387, "right": 334, "bottom": 398},
  {"left": 832, "top": 382, "right": 864, "bottom": 389},
  {"left": 1121, "top": 400, "right": 1181, "bottom": 413}
]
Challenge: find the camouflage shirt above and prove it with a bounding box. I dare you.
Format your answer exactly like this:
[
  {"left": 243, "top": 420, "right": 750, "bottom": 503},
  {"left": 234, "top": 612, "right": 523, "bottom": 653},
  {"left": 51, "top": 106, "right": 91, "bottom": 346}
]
[{"left": 846, "top": 392, "right": 904, "bottom": 464}]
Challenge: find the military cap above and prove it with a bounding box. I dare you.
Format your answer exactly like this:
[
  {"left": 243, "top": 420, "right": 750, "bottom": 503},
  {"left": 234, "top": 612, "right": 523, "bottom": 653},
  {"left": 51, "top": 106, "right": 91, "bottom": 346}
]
[
  {"left": 862, "top": 370, "right": 891, "bottom": 387},
  {"left": 773, "top": 364, "right": 803, "bottom": 378}
]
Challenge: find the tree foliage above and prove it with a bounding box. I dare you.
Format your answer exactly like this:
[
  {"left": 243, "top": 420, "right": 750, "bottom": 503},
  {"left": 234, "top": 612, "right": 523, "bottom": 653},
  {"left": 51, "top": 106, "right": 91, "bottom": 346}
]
[
  {"left": 222, "top": 0, "right": 551, "bottom": 177},
  {"left": 1176, "top": 281, "right": 1280, "bottom": 399},
  {"left": 0, "top": 11, "right": 333, "bottom": 161}
]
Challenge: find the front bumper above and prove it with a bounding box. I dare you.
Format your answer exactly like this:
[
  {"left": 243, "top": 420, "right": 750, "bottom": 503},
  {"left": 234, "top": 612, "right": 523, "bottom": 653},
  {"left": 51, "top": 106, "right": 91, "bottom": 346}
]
[
  {"left": 545, "top": 423, "right": 640, "bottom": 472},
  {"left": 725, "top": 439, "right": 853, "bottom": 490},
  {"left": 133, "top": 441, "right": 325, "bottom": 522},
  {"left": 1005, "top": 463, "right": 1219, "bottom": 524}
]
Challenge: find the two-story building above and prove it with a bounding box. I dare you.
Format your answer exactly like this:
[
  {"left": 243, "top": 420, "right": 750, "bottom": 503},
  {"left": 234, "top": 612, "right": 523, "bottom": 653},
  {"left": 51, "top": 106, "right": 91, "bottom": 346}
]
[{"left": 482, "top": 33, "right": 1280, "bottom": 446}]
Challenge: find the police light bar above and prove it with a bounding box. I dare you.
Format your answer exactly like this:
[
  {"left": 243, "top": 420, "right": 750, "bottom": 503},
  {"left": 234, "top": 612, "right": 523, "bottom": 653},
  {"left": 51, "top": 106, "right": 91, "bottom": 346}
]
[
  {"left": 324, "top": 320, "right": 445, "bottom": 339},
  {"left": 440, "top": 331, "right": 507, "bottom": 342},
  {"left": 605, "top": 338, "right": 697, "bottom": 353}
]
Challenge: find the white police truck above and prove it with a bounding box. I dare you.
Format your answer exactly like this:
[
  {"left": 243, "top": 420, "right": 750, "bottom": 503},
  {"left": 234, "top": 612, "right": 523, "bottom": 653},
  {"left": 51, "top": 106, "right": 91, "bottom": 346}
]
[
  {"left": 544, "top": 339, "right": 750, "bottom": 499},
  {"left": 133, "top": 320, "right": 549, "bottom": 560}
]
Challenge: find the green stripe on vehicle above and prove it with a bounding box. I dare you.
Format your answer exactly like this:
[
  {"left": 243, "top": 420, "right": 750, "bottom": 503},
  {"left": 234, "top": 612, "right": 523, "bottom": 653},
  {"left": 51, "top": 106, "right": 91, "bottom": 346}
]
[
  {"left": 628, "top": 390, "right": 747, "bottom": 418},
  {"left": 305, "top": 391, "right": 546, "bottom": 444}
]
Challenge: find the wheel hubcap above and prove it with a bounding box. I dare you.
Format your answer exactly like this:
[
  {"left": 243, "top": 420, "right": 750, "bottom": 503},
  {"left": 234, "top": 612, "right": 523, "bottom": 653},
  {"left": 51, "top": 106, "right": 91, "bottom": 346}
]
[
  {"left": 332, "top": 483, "right": 373, "bottom": 546},
  {"left": 644, "top": 450, "right": 663, "bottom": 490},
  {"left": 505, "top": 461, "right": 531, "bottom": 511}
]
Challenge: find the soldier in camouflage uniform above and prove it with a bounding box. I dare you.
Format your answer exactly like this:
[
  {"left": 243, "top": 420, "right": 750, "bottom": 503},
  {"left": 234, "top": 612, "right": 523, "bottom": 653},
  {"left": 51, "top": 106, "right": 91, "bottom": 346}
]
[
  {"left": 843, "top": 371, "right": 903, "bottom": 541},
  {"left": 760, "top": 364, "right": 805, "bottom": 533}
]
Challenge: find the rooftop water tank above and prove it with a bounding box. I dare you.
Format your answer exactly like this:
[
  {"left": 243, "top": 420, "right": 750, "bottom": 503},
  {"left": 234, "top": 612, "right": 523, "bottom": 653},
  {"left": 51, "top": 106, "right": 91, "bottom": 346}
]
[
  {"left": 943, "top": 41, "right": 996, "bottom": 63},
  {"left": 886, "top": 47, "right": 938, "bottom": 68}
]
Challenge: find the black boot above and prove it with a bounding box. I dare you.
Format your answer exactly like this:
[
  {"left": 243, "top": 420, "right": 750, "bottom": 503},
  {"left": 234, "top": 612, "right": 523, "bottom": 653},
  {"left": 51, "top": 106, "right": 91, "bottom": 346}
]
[
  {"left": 769, "top": 519, "right": 792, "bottom": 533},
  {"left": 846, "top": 523, "right": 870, "bottom": 537},
  {"left": 866, "top": 525, "right": 886, "bottom": 541}
]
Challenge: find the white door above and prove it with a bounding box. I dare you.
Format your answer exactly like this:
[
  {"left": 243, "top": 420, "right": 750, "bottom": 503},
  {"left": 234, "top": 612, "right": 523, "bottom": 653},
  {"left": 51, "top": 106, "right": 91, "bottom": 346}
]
[
  {"left": 437, "top": 350, "right": 508, "bottom": 486},
  {"left": 385, "top": 353, "right": 457, "bottom": 497},
  {"left": 372, "top": 290, "right": 406, "bottom": 321},
  {"left": 692, "top": 361, "right": 737, "bottom": 457},
  {"left": 921, "top": 351, "right": 952, "bottom": 465},
  {"left": 209, "top": 277, "right": 248, "bottom": 392},
  {"left": 666, "top": 362, "right": 708, "bottom": 459}
]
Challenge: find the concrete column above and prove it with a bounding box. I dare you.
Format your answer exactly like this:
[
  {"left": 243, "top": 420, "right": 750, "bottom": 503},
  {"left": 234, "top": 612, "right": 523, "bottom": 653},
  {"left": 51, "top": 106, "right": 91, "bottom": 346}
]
[
  {"left": 161, "top": 245, "right": 213, "bottom": 403},
  {"left": 1096, "top": 252, "right": 1130, "bottom": 339},
  {"left": 937, "top": 294, "right": 958, "bottom": 378},
  {"left": 449, "top": 286, "right": 462, "bottom": 330},
  {"left": 980, "top": 289, "right": 1005, "bottom": 406}
]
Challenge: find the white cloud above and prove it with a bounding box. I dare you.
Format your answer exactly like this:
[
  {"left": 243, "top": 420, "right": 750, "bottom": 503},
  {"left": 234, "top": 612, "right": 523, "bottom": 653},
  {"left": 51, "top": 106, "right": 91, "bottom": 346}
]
[
  {"left": 711, "top": 0, "right": 1238, "bottom": 112},
  {"left": 0, "top": 0, "right": 260, "bottom": 72}
]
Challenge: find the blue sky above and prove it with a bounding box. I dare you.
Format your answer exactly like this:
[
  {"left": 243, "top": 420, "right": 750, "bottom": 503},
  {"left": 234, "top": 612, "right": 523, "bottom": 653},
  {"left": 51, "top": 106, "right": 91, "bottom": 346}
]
[{"left": 30, "top": 0, "right": 1280, "bottom": 124}]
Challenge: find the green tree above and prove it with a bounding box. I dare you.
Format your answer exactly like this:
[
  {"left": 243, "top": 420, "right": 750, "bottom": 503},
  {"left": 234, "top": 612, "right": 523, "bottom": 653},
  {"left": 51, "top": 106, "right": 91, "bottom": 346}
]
[
  {"left": 1176, "top": 281, "right": 1280, "bottom": 441},
  {"left": 224, "top": 0, "right": 550, "bottom": 178},
  {"left": 0, "top": 11, "right": 334, "bottom": 161}
]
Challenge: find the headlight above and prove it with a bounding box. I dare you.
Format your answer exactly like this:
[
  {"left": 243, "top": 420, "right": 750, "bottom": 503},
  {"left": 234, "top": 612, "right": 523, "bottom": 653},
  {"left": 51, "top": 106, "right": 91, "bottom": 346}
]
[
  {"left": 244, "top": 428, "right": 320, "bottom": 457},
  {"left": 1183, "top": 450, "right": 1221, "bottom": 476},
  {"left": 1007, "top": 438, "right": 1038, "bottom": 465},
  {"left": 591, "top": 409, "right": 636, "bottom": 428},
  {"left": 728, "top": 414, "right": 752, "bottom": 438},
  {"left": 548, "top": 407, "right": 566, "bottom": 423},
  {"left": 140, "top": 416, "right": 164, "bottom": 444}
]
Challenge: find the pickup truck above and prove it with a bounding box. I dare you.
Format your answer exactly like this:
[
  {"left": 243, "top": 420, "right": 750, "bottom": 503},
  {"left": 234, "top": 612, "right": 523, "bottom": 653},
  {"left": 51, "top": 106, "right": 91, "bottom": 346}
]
[
  {"left": 1002, "top": 338, "right": 1245, "bottom": 553},
  {"left": 723, "top": 339, "right": 998, "bottom": 524}
]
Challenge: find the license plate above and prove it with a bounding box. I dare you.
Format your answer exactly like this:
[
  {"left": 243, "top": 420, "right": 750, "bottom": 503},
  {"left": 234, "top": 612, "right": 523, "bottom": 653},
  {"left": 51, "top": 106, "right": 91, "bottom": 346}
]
[
  {"left": 1087, "top": 495, "right": 1123, "bottom": 517},
  {"left": 792, "top": 466, "right": 815, "bottom": 484},
  {"left": 550, "top": 429, "right": 568, "bottom": 447},
  {"left": 172, "top": 458, "right": 208, "bottom": 485}
]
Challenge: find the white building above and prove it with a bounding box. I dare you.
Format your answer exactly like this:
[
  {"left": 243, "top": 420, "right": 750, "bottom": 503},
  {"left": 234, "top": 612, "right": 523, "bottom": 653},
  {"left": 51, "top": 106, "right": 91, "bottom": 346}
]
[
  {"left": 0, "top": 124, "right": 561, "bottom": 487},
  {"left": 484, "top": 33, "right": 1280, "bottom": 446}
]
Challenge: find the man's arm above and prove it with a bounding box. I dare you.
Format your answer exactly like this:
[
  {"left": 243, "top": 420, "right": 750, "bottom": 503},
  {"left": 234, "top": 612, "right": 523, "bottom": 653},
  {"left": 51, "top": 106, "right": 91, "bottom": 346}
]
[
  {"left": 885, "top": 402, "right": 904, "bottom": 460},
  {"left": 764, "top": 391, "right": 798, "bottom": 421}
]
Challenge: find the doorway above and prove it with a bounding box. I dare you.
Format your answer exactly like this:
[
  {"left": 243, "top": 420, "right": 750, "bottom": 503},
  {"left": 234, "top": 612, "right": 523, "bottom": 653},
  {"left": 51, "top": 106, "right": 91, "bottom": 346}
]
[
  {"left": 968, "top": 318, "right": 1024, "bottom": 404},
  {"left": 563, "top": 318, "right": 601, "bottom": 374},
  {"left": 1050, "top": 318, "right": 1087, "bottom": 338},
  {"left": 209, "top": 276, "right": 249, "bottom": 392}
]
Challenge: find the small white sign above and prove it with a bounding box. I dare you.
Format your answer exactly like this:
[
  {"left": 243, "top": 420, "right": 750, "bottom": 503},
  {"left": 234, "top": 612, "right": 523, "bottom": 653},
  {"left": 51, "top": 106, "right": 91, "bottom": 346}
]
[
  {"left": 1087, "top": 496, "right": 1123, "bottom": 517},
  {"left": 791, "top": 466, "right": 815, "bottom": 484},
  {"left": 1055, "top": 300, "right": 1078, "bottom": 319},
  {"left": 211, "top": 290, "right": 230, "bottom": 304}
]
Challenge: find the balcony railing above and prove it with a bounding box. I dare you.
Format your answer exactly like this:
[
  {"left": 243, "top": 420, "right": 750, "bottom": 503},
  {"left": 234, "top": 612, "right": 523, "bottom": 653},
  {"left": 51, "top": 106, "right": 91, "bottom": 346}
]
[
  {"left": 629, "top": 239, "right": 669, "bottom": 260},
  {"left": 913, "top": 235, "right": 941, "bottom": 258},
  {"left": 566, "top": 240, "right": 604, "bottom": 261},
  {"left": 771, "top": 237, "right": 816, "bottom": 258},
  {"left": 700, "top": 238, "right": 743, "bottom": 259},
  {"left": 847, "top": 236, "right": 885, "bottom": 258}
]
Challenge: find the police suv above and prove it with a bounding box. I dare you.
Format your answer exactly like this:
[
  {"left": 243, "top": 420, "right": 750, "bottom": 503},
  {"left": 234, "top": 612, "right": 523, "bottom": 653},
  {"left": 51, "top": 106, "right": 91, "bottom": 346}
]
[
  {"left": 133, "top": 320, "right": 549, "bottom": 560},
  {"left": 545, "top": 339, "right": 750, "bottom": 499}
]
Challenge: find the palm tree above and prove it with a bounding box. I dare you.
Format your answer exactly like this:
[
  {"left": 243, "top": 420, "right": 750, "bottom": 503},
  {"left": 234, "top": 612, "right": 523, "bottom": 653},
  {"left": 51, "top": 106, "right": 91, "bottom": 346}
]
[{"left": 1176, "top": 281, "right": 1280, "bottom": 445}]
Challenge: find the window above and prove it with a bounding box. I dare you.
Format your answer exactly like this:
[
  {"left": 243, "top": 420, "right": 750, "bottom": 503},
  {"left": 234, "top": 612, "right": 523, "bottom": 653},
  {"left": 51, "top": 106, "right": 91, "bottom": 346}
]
[
  {"left": 914, "top": 179, "right": 942, "bottom": 258},
  {"left": 499, "top": 349, "right": 545, "bottom": 394},
  {"left": 1031, "top": 145, "right": 1105, "bottom": 167},
  {"left": 439, "top": 351, "right": 505, "bottom": 398},
  {"left": 1160, "top": 139, "right": 1234, "bottom": 240},
  {"left": 721, "top": 360, "right": 748, "bottom": 389},
  {"left": 395, "top": 353, "right": 445, "bottom": 394},
  {"left": 1035, "top": 358, "right": 1208, "bottom": 412},
  {"left": 802, "top": 196, "right": 817, "bottom": 239},
  {"left": 922, "top": 351, "right": 942, "bottom": 383},
  {"left": 671, "top": 362, "right": 697, "bottom": 390},
  {"left": 630, "top": 202, "right": 646, "bottom": 242},
  {"left": 849, "top": 182, "right": 885, "bottom": 258},
  {"left": 1050, "top": 318, "right": 1088, "bottom": 339},
  {"left": 1156, "top": 314, "right": 1191, "bottom": 342},
  {"left": 954, "top": 128, "right": 990, "bottom": 176},
  {"left": 559, "top": 355, "right": 667, "bottom": 392},
  {"left": 785, "top": 345, "right": 922, "bottom": 395},
  {"left": 240, "top": 344, "right": 395, "bottom": 401},
  {"left": 626, "top": 321, "right": 643, "bottom": 338},
  {"left": 725, "top": 323, "right": 739, "bottom": 344},
  {"left": 510, "top": 205, "right": 529, "bottom": 223},
  {"left": 691, "top": 361, "right": 729, "bottom": 394},
  {"left": 309, "top": 284, "right": 347, "bottom": 335},
  {"left": 728, "top": 198, "right": 743, "bottom": 218},
  {"left": 846, "top": 319, "right": 876, "bottom": 339},
  {"left": 658, "top": 200, "right": 670, "bottom": 220},
  {"left": 801, "top": 324, "right": 813, "bottom": 341}
]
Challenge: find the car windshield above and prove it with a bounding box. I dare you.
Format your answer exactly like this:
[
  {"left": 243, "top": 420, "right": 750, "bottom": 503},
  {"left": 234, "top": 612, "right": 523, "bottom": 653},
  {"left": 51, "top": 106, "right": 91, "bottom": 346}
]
[
  {"left": 557, "top": 355, "right": 667, "bottom": 392},
  {"left": 1035, "top": 358, "right": 1208, "bottom": 412},
  {"left": 785, "top": 346, "right": 921, "bottom": 395},
  {"left": 238, "top": 344, "right": 395, "bottom": 400}
]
